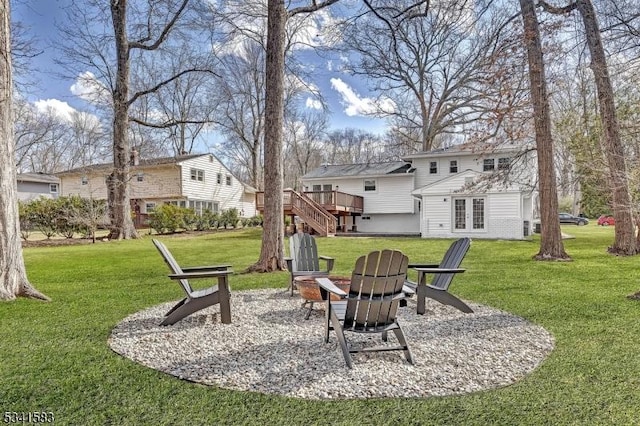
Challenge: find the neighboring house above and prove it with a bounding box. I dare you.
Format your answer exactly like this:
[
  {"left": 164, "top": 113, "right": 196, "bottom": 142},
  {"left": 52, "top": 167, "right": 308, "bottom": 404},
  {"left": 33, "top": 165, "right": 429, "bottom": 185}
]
[
  {"left": 16, "top": 173, "right": 60, "bottom": 201},
  {"left": 55, "top": 153, "right": 256, "bottom": 227},
  {"left": 301, "top": 144, "right": 537, "bottom": 240}
]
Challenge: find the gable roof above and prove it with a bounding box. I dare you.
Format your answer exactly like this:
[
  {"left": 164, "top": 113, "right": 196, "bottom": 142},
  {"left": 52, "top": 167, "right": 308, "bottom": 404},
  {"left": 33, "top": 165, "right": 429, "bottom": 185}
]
[
  {"left": 302, "top": 161, "right": 413, "bottom": 179},
  {"left": 55, "top": 154, "right": 206, "bottom": 175},
  {"left": 17, "top": 173, "right": 60, "bottom": 184},
  {"left": 403, "top": 142, "right": 528, "bottom": 160}
]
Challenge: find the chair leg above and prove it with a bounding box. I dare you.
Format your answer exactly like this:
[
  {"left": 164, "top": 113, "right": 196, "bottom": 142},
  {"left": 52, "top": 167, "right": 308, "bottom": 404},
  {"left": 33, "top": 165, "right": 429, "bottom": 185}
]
[
  {"left": 392, "top": 327, "right": 414, "bottom": 365},
  {"left": 416, "top": 271, "right": 427, "bottom": 314},
  {"left": 328, "top": 305, "right": 353, "bottom": 369},
  {"left": 425, "top": 287, "right": 473, "bottom": 313},
  {"left": 218, "top": 277, "right": 232, "bottom": 324}
]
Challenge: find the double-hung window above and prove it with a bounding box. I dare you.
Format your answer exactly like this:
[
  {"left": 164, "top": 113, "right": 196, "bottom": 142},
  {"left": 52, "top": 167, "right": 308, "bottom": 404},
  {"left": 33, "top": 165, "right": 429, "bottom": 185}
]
[
  {"left": 483, "top": 159, "right": 495, "bottom": 171},
  {"left": 190, "top": 168, "right": 204, "bottom": 182}
]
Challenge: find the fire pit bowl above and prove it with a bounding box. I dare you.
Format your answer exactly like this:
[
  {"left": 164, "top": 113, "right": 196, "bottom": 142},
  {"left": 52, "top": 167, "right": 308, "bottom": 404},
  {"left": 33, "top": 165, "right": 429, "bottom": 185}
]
[{"left": 294, "top": 276, "right": 351, "bottom": 302}]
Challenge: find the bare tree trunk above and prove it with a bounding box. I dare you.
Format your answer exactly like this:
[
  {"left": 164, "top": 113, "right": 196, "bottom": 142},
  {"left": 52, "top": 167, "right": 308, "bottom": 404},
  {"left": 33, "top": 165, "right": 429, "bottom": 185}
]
[
  {"left": 520, "top": 0, "right": 570, "bottom": 261},
  {"left": 248, "top": 0, "right": 287, "bottom": 272},
  {"left": 577, "top": 0, "right": 636, "bottom": 255},
  {"left": 108, "top": 0, "right": 138, "bottom": 240},
  {"left": 0, "top": 0, "right": 49, "bottom": 301}
]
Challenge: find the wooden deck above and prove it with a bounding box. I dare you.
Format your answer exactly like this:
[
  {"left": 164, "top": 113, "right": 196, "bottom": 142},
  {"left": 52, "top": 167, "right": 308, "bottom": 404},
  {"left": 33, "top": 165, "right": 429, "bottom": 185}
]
[{"left": 255, "top": 190, "right": 364, "bottom": 215}]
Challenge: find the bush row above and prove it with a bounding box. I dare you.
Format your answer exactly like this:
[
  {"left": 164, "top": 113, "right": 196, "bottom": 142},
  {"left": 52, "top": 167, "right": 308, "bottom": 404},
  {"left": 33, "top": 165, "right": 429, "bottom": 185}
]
[
  {"left": 147, "top": 204, "right": 262, "bottom": 235},
  {"left": 19, "top": 196, "right": 108, "bottom": 241}
]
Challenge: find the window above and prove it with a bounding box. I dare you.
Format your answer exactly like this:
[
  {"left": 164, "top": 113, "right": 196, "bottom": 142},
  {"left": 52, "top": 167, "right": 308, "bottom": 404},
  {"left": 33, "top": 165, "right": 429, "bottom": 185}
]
[
  {"left": 449, "top": 160, "right": 458, "bottom": 173},
  {"left": 49, "top": 183, "right": 58, "bottom": 193},
  {"left": 213, "top": 202, "right": 219, "bottom": 213},
  {"left": 226, "top": 175, "right": 232, "bottom": 186},
  {"left": 136, "top": 172, "right": 144, "bottom": 182},
  {"left": 498, "top": 157, "right": 510, "bottom": 170},
  {"left": 483, "top": 159, "right": 495, "bottom": 171},
  {"left": 217, "top": 173, "right": 222, "bottom": 184},
  {"left": 312, "top": 184, "right": 321, "bottom": 191},
  {"left": 429, "top": 161, "right": 438, "bottom": 174},
  {"left": 190, "top": 168, "right": 204, "bottom": 182},
  {"left": 145, "top": 202, "right": 156, "bottom": 213},
  {"left": 81, "top": 176, "right": 88, "bottom": 185},
  {"left": 364, "top": 179, "right": 376, "bottom": 191}
]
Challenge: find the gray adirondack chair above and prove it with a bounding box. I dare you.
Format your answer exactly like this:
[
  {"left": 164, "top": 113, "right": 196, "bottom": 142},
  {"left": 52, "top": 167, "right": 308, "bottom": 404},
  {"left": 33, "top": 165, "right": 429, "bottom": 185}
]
[
  {"left": 316, "top": 249, "right": 413, "bottom": 368},
  {"left": 405, "top": 237, "right": 471, "bottom": 314},
  {"left": 285, "top": 232, "right": 334, "bottom": 296},
  {"left": 152, "top": 239, "right": 232, "bottom": 326}
]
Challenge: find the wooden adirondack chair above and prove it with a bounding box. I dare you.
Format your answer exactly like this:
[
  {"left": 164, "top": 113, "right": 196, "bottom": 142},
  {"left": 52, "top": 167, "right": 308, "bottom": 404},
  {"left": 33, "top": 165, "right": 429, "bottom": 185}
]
[
  {"left": 316, "top": 250, "right": 414, "bottom": 369},
  {"left": 285, "top": 232, "right": 334, "bottom": 296},
  {"left": 405, "top": 237, "right": 471, "bottom": 314},
  {"left": 152, "top": 239, "right": 232, "bottom": 326}
]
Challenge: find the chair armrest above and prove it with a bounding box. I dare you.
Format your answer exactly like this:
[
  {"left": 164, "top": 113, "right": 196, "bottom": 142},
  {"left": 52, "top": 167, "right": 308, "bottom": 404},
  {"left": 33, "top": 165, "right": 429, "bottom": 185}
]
[
  {"left": 408, "top": 263, "right": 439, "bottom": 268},
  {"left": 316, "top": 277, "right": 347, "bottom": 299},
  {"left": 169, "top": 270, "right": 233, "bottom": 280},
  {"left": 402, "top": 284, "right": 416, "bottom": 295},
  {"left": 181, "top": 265, "right": 231, "bottom": 273},
  {"left": 319, "top": 255, "right": 335, "bottom": 272},
  {"left": 413, "top": 267, "right": 465, "bottom": 274}
]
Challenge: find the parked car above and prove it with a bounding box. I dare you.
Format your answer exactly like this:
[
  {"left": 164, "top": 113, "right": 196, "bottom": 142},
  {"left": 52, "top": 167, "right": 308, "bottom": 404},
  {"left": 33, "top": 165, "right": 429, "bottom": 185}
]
[
  {"left": 597, "top": 215, "right": 615, "bottom": 226},
  {"left": 559, "top": 212, "right": 589, "bottom": 226}
]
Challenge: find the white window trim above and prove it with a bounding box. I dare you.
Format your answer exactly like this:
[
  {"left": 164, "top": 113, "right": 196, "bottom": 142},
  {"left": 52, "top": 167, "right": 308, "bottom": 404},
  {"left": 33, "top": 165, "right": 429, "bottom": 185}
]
[{"left": 363, "top": 179, "right": 377, "bottom": 192}]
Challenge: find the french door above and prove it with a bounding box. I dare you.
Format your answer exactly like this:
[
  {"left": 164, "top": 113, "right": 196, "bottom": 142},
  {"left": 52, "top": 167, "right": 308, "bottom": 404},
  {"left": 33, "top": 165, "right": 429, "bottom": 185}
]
[{"left": 453, "top": 197, "right": 485, "bottom": 231}]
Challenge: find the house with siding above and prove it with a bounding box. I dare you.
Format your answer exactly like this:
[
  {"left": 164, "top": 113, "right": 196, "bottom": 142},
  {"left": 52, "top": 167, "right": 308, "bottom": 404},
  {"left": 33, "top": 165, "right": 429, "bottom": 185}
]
[
  {"left": 300, "top": 144, "right": 537, "bottom": 240},
  {"left": 17, "top": 173, "right": 60, "bottom": 201},
  {"left": 55, "top": 153, "right": 256, "bottom": 227}
]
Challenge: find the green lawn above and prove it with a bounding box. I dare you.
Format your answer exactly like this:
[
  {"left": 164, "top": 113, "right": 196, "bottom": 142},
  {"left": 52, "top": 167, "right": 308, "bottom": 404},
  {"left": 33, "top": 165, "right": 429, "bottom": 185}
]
[{"left": 2, "top": 226, "right": 639, "bottom": 425}]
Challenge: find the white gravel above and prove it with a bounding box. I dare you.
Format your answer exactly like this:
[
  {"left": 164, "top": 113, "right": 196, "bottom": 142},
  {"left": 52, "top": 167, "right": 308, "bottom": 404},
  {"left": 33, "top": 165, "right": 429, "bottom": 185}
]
[{"left": 108, "top": 289, "right": 554, "bottom": 400}]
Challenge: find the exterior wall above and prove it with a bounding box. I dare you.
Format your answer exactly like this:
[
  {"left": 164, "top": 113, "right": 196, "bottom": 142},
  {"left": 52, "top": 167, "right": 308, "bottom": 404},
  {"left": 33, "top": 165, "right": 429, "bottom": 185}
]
[
  {"left": 179, "top": 155, "right": 249, "bottom": 214},
  {"left": 130, "top": 166, "right": 182, "bottom": 199},
  {"left": 59, "top": 172, "right": 109, "bottom": 199},
  {"left": 302, "top": 174, "right": 415, "bottom": 214},
  {"left": 354, "top": 212, "right": 421, "bottom": 234},
  {"left": 17, "top": 181, "right": 58, "bottom": 201},
  {"left": 421, "top": 191, "right": 526, "bottom": 239}
]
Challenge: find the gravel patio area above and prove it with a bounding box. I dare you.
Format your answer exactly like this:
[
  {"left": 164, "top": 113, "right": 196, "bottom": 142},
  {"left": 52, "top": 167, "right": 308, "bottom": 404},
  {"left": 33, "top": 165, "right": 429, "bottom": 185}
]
[{"left": 109, "top": 289, "right": 554, "bottom": 400}]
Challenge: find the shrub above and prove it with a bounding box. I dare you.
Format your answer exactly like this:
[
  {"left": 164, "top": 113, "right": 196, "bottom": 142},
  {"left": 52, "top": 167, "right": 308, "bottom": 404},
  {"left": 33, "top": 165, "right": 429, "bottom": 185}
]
[
  {"left": 148, "top": 204, "right": 184, "bottom": 234},
  {"left": 220, "top": 208, "right": 239, "bottom": 229},
  {"left": 18, "top": 200, "right": 36, "bottom": 240}
]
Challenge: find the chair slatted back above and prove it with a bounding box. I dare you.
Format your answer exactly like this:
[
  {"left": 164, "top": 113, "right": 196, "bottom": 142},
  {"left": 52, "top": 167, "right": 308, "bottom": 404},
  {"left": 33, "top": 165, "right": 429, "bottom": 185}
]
[
  {"left": 344, "top": 250, "right": 408, "bottom": 331},
  {"left": 152, "top": 239, "right": 193, "bottom": 294},
  {"left": 431, "top": 238, "right": 471, "bottom": 290},
  {"left": 289, "top": 233, "right": 320, "bottom": 272}
]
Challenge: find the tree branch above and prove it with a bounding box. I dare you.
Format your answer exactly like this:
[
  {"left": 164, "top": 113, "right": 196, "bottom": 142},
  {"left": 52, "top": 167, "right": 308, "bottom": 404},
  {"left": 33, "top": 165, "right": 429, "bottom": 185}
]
[
  {"left": 288, "top": 0, "right": 341, "bottom": 17},
  {"left": 128, "top": 68, "right": 219, "bottom": 106},
  {"left": 129, "top": 117, "right": 211, "bottom": 128},
  {"left": 537, "top": 0, "right": 578, "bottom": 15},
  {"left": 129, "top": 0, "right": 190, "bottom": 51}
]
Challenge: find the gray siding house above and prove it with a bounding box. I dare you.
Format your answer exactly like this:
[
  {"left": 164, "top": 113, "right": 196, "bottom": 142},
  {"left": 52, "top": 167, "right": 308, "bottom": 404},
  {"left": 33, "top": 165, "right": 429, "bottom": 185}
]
[{"left": 17, "top": 173, "right": 60, "bottom": 201}]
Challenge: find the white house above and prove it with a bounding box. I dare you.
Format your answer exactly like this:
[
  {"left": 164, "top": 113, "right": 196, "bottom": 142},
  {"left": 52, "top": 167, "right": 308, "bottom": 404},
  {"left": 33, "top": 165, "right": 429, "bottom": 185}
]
[
  {"left": 56, "top": 153, "right": 256, "bottom": 227},
  {"left": 16, "top": 173, "right": 60, "bottom": 201},
  {"left": 301, "top": 144, "right": 537, "bottom": 240}
]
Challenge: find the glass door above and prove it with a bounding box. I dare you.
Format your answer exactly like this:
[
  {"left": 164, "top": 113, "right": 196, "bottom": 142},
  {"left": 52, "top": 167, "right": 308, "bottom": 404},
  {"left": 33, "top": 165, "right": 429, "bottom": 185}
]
[{"left": 453, "top": 197, "right": 485, "bottom": 231}]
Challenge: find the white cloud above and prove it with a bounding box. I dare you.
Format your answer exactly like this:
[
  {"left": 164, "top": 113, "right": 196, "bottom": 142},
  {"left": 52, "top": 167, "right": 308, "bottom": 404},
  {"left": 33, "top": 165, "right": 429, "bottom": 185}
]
[
  {"left": 330, "top": 78, "right": 395, "bottom": 117},
  {"left": 70, "top": 71, "right": 110, "bottom": 105},
  {"left": 34, "top": 99, "right": 76, "bottom": 122},
  {"left": 305, "top": 97, "right": 323, "bottom": 110}
]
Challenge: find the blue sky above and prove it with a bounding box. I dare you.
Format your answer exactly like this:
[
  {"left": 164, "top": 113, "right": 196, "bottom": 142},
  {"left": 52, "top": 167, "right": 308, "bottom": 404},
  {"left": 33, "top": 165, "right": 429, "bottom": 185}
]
[{"left": 12, "top": 0, "right": 391, "bottom": 137}]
